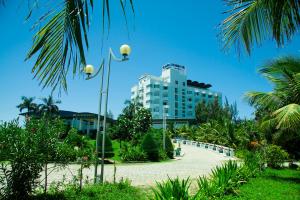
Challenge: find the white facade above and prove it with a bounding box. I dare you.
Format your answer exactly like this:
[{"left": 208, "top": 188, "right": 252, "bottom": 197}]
[{"left": 131, "top": 64, "right": 222, "bottom": 120}]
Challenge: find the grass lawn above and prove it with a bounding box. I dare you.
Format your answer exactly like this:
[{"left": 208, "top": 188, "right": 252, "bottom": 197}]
[
  {"left": 223, "top": 168, "right": 300, "bottom": 200},
  {"left": 112, "top": 140, "right": 122, "bottom": 162}
]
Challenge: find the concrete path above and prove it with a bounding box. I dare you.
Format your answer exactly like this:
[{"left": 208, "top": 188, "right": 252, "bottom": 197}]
[{"left": 46, "top": 144, "right": 234, "bottom": 186}]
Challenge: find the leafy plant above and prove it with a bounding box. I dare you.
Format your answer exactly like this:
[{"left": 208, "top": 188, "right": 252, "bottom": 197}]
[{"left": 152, "top": 177, "right": 191, "bottom": 200}]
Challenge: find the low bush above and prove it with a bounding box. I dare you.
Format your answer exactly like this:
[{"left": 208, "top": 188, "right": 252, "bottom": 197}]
[
  {"left": 265, "top": 144, "right": 289, "bottom": 168},
  {"left": 119, "top": 143, "right": 147, "bottom": 162},
  {"left": 152, "top": 177, "right": 191, "bottom": 200}
]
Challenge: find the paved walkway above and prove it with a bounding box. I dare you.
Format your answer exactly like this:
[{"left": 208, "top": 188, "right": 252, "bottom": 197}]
[{"left": 46, "top": 144, "right": 234, "bottom": 186}]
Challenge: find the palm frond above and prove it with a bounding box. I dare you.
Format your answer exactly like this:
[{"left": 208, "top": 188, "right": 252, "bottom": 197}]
[
  {"left": 245, "top": 91, "right": 283, "bottom": 109},
  {"left": 273, "top": 103, "right": 300, "bottom": 131},
  {"left": 26, "top": 0, "right": 135, "bottom": 92},
  {"left": 221, "top": 0, "right": 300, "bottom": 55},
  {"left": 26, "top": 0, "right": 92, "bottom": 92}
]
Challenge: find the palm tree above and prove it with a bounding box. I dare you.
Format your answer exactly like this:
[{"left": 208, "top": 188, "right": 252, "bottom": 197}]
[
  {"left": 17, "top": 96, "right": 38, "bottom": 115},
  {"left": 245, "top": 56, "right": 300, "bottom": 131},
  {"left": 221, "top": 0, "right": 300, "bottom": 55},
  {"left": 1, "top": 0, "right": 134, "bottom": 91},
  {"left": 39, "top": 95, "right": 61, "bottom": 117}
]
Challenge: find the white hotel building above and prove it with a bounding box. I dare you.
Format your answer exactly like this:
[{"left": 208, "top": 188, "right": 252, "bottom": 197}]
[{"left": 131, "top": 64, "right": 222, "bottom": 127}]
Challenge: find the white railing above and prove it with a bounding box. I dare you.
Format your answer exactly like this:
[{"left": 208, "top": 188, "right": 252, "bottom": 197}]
[{"left": 173, "top": 139, "right": 235, "bottom": 157}]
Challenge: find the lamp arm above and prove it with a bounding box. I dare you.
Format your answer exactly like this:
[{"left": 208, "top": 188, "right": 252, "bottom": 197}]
[
  {"left": 109, "top": 48, "right": 127, "bottom": 62},
  {"left": 86, "top": 60, "right": 105, "bottom": 80}
]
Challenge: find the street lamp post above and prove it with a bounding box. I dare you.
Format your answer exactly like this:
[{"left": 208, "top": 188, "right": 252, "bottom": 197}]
[
  {"left": 162, "top": 105, "right": 168, "bottom": 150},
  {"left": 84, "top": 44, "right": 131, "bottom": 184}
]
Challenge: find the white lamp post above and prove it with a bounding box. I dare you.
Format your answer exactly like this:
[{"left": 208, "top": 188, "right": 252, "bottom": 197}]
[
  {"left": 84, "top": 44, "right": 131, "bottom": 184},
  {"left": 163, "top": 105, "right": 169, "bottom": 150}
]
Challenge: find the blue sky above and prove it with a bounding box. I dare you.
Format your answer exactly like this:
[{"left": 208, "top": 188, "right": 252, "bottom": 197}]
[{"left": 0, "top": 1, "right": 299, "bottom": 122}]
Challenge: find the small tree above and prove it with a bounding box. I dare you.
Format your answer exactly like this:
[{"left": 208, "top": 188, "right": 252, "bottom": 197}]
[
  {"left": 97, "top": 134, "right": 114, "bottom": 159},
  {"left": 142, "top": 133, "right": 159, "bottom": 161},
  {"left": 25, "top": 116, "right": 66, "bottom": 193},
  {"left": 165, "top": 135, "right": 174, "bottom": 159}
]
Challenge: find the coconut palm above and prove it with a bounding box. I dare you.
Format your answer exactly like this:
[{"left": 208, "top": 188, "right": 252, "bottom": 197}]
[
  {"left": 245, "top": 56, "right": 300, "bottom": 131},
  {"left": 17, "top": 96, "right": 38, "bottom": 114},
  {"left": 221, "top": 0, "right": 300, "bottom": 55},
  {"left": 2, "top": 0, "right": 134, "bottom": 91},
  {"left": 39, "top": 95, "right": 61, "bottom": 117}
]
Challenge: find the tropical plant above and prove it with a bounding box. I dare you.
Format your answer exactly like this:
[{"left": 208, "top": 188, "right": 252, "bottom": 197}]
[
  {"left": 152, "top": 177, "right": 191, "bottom": 200},
  {"left": 38, "top": 95, "right": 61, "bottom": 117},
  {"left": 246, "top": 56, "right": 300, "bottom": 131},
  {"left": 16, "top": 96, "right": 37, "bottom": 115},
  {"left": 221, "top": 0, "right": 300, "bottom": 55},
  {"left": 196, "top": 160, "right": 240, "bottom": 199}
]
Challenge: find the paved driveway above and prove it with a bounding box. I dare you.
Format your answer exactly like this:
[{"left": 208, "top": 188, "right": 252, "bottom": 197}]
[{"left": 46, "top": 144, "right": 233, "bottom": 186}]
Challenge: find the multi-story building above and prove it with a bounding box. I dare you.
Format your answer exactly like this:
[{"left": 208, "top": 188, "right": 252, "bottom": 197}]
[{"left": 131, "top": 63, "right": 222, "bottom": 127}]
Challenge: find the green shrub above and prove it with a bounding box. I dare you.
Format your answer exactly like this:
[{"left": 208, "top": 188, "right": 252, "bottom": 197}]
[
  {"left": 97, "top": 134, "right": 115, "bottom": 158},
  {"left": 119, "top": 143, "right": 147, "bottom": 162},
  {"left": 165, "top": 135, "right": 174, "bottom": 159},
  {"left": 152, "top": 177, "right": 191, "bottom": 200},
  {"left": 0, "top": 121, "right": 43, "bottom": 199},
  {"left": 142, "top": 133, "right": 159, "bottom": 161},
  {"left": 265, "top": 144, "right": 289, "bottom": 168}
]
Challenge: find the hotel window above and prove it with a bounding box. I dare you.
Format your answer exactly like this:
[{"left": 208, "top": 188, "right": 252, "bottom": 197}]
[
  {"left": 154, "top": 91, "right": 160, "bottom": 96},
  {"left": 195, "top": 92, "right": 199, "bottom": 96},
  {"left": 175, "top": 95, "right": 178, "bottom": 101},
  {"left": 163, "top": 93, "right": 168, "bottom": 97},
  {"left": 182, "top": 82, "right": 186, "bottom": 86},
  {"left": 175, "top": 80, "right": 178, "bottom": 84},
  {"left": 208, "top": 94, "right": 213, "bottom": 98},
  {"left": 188, "top": 111, "right": 193, "bottom": 116},
  {"left": 175, "top": 102, "right": 178, "bottom": 108},
  {"left": 146, "top": 84, "right": 152, "bottom": 88},
  {"left": 154, "top": 84, "right": 160, "bottom": 88},
  {"left": 175, "top": 110, "right": 178, "bottom": 116},
  {"left": 187, "top": 91, "right": 192, "bottom": 95},
  {"left": 188, "top": 105, "right": 193, "bottom": 109},
  {"left": 163, "top": 101, "right": 168, "bottom": 106},
  {"left": 188, "top": 98, "right": 192, "bottom": 102},
  {"left": 153, "top": 107, "right": 159, "bottom": 112},
  {"left": 202, "top": 93, "right": 206, "bottom": 97},
  {"left": 153, "top": 99, "right": 160, "bottom": 104},
  {"left": 175, "top": 88, "right": 178, "bottom": 93},
  {"left": 163, "top": 86, "right": 168, "bottom": 90}
]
